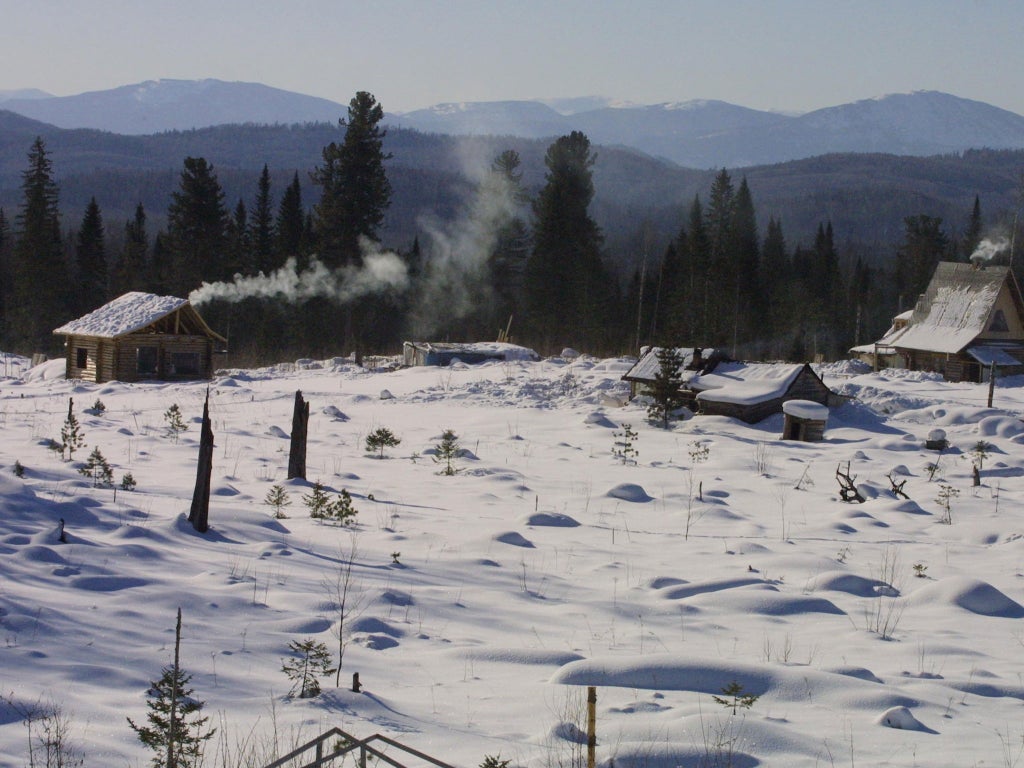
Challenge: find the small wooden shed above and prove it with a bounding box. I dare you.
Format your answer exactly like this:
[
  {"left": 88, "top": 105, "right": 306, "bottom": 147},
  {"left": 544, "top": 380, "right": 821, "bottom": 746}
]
[
  {"left": 53, "top": 292, "right": 226, "bottom": 383},
  {"left": 782, "top": 399, "right": 828, "bottom": 441}
]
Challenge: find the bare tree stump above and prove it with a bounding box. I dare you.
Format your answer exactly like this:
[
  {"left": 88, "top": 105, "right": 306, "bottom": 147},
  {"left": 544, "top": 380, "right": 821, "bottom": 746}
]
[
  {"left": 836, "top": 462, "right": 866, "bottom": 503},
  {"left": 288, "top": 390, "right": 309, "bottom": 480},
  {"left": 189, "top": 390, "right": 214, "bottom": 533}
]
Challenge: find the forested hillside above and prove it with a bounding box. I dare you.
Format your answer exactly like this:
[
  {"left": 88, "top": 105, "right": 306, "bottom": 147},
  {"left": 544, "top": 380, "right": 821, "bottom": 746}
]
[{"left": 0, "top": 103, "right": 1021, "bottom": 363}]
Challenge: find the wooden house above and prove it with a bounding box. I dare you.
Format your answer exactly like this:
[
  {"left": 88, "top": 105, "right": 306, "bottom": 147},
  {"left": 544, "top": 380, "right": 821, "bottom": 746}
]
[
  {"left": 623, "top": 347, "right": 838, "bottom": 424},
  {"left": 53, "top": 292, "right": 226, "bottom": 383},
  {"left": 852, "top": 261, "right": 1024, "bottom": 382},
  {"left": 402, "top": 341, "right": 538, "bottom": 367},
  {"left": 620, "top": 347, "right": 725, "bottom": 399}
]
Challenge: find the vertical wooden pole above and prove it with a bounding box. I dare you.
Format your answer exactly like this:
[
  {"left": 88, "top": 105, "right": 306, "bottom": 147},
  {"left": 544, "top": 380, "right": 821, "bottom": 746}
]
[
  {"left": 988, "top": 361, "right": 996, "bottom": 408},
  {"left": 587, "top": 686, "right": 596, "bottom": 768}
]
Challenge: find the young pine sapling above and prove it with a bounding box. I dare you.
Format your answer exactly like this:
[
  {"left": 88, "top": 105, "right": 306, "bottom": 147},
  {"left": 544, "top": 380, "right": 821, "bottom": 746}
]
[{"left": 365, "top": 427, "right": 401, "bottom": 458}]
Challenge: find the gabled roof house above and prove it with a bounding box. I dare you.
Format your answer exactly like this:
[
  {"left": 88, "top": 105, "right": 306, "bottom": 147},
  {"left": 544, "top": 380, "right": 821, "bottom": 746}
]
[
  {"left": 852, "top": 261, "right": 1024, "bottom": 382},
  {"left": 53, "top": 292, "right": 226, "bottom": 383},
  {"left": 623, "top": 347, "right": 838, "bottom": 424}
]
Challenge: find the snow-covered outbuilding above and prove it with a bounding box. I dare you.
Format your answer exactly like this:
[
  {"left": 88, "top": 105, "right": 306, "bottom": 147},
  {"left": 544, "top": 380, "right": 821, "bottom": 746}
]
[
  {"left": 782, "top": 399, "right": 829, "bottom": 441},
  {"left": 53, "top": 292, "right": 226, "bottom": 383},
  {"left": 851, "top": 261, "right": 1024, "bottom": 382},
  {"left": 402, "top": 341, "right": 539, "bottom": 367},
  {"left": 623, "top": 347, "right": 837, "bottom": 424}
]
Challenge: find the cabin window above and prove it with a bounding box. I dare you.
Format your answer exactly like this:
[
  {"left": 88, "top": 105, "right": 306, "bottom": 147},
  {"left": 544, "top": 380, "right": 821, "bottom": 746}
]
[
  {"left": 137, "top": 346, "right": 158, "bottom": 375},
  {"left": 75, "top": 347, "right": 88, "bottom": 369},
  {"left": 169, "top": 352, "right": 201, "bottom": 376},
  {"left": 988, "top": 309, "right": 1009, "bottom": 333}
]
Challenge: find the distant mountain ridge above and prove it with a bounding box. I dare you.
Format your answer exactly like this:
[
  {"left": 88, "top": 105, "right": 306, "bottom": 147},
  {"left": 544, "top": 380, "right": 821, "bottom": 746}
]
[
  {"left": 0, "top": 79, "right": 347, "bottom": 135},
  {"left": 1, "top": 80, "right": 1023, "bottom": 167}
]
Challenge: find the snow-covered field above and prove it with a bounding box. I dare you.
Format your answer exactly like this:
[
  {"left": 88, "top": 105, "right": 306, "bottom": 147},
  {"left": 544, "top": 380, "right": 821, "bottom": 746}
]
[{"left": 2, "top": 351, "right": 1024, "bottom": 767}]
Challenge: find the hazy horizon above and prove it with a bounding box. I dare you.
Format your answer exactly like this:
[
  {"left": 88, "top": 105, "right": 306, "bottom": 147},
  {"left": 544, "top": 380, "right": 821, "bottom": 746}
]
[{"left": 4, "top": 1, "right": 1024, "bottom": 117}]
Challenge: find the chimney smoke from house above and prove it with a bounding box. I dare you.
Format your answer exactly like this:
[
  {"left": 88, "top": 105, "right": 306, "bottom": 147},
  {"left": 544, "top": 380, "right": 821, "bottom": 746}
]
[
  {"left": 188, "top": 240, "right": 409, "bottom": 306},
  {"left": 969, "top": 235, "right": 1010, "bottom": 266}
]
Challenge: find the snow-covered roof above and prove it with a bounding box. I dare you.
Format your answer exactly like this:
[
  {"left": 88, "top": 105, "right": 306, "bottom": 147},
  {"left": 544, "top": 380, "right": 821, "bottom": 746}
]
[
  {"left": 782, "top": 399, "right": 829, "bottom": 420},
  {"left": 403, "top": 341, "right": 539, "bottom": 362},
  {"left": 693, "top": 362, "right": 807, "bottom": 405},
  {"left": 889, "top": 262, "right": 1009, "bottom": 354},
  {"left": 54, "top": 292, "right": 190, "bottom": 338},
  {"left": 621, "top": 347, "right": 721, "bottom": 381}
]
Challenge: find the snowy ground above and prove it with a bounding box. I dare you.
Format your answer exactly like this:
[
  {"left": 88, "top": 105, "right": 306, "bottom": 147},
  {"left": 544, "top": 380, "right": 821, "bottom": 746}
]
[{"left": 2, "top": 351, "right": 1024, "bottom": 767}]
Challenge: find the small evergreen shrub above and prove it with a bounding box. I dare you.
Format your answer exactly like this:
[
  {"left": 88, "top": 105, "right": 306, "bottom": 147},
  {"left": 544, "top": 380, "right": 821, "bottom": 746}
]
[
  {"left": 365, "top": 427, "right": 401, "bottom": 458},
  {"left": 164, "top": 404, "right": 189, "bottom": 442},
  {"left": 79, "top": 447, "right": 114, "bottom": 488}
]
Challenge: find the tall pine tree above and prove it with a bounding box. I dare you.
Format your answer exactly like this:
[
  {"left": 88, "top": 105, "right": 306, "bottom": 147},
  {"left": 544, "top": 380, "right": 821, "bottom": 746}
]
[
  {"left": 165, "top": 157, "right": 227, "bottom": 297},
  {"left": 73, "top": 197, "right": 107, "bottom": 315},
  {"left": 312, "top": 91, "right": 391, "bottom": 268},
  {"left": 112, "top": 203, "right": 149, "bottom": 295},
  {"left": 10, "top": 137, "right": 66, "bottom": 351},
  {"left": 526, "top": 131, "right": 609, "bottom": 351}
]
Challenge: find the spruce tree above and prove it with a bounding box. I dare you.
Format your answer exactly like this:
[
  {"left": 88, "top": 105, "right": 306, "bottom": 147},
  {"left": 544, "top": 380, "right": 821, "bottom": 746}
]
[
  {"left": 647, "top": 347, "right": 686, "bottom": 429},
  {"left": 127, "top": 608, "right": 214, "bottom": 768},
  {"left": 165, "top": 157, "right": 227, "bottom": 296},
  {"left": 312, "top": 91, "right": 391, "bottom": 268},
  {"left": 281, "top": 638, "right": 336, "bottom": 698},
  {"left": 526, "top": 131, "right": 608, "bottom": 351},
  {"left": 10, "top": 137, "right": 66, "bottom": 350},
  {"left": 276, "top": 172, "right": 306, "bottom": 268},
  {"left": 249, "top": 164, "right": 276, "bottom": 274},
  {"left": 112, "top": 203, "right": 149, "bottom": 294},
  {"left": 73, "top": 197, "right": 107, "bottom": 315},
  {"left": 963, "top": 195, "right": 983, "bottom": 260}
]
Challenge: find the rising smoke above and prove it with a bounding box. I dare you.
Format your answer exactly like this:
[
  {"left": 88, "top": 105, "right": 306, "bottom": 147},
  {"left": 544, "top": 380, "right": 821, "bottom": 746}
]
[
  {"left": 188, "top": 239, "right": 409, "bottom": 306},
  {"left": 406, "top": 155, "right": 523, "bottom": 338},
  {"left": 969, "top": 234, "right": 1011, "bottom": 263}
]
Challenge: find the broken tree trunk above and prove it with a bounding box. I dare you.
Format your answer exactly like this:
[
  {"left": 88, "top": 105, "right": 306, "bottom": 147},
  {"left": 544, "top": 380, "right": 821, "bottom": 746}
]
[
  {"left": 188, "top": 390, "right": 214, "bottom": 533},
  {"left": 886, "top": 472, "right": 910, "bottom": 499},
  {"left": 287, "top": 390, "right": 309, "bottom": 480},
  {"left": 836, "top": 462, "right": 866, "bottom": 503}
]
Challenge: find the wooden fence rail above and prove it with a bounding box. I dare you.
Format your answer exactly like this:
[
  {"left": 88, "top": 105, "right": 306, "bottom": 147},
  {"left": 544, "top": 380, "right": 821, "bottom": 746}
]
[{"left": 262, "top": 727, "right": 458, "bottom": 768}]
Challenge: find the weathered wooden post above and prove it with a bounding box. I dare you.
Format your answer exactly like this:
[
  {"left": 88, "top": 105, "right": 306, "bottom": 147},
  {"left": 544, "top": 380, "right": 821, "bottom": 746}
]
[
  {"left": 352, "top": 672, "right": 362, "bottom": 692},
  {"left": 987, "top": 360, "right": 996, "bottom": 408},
  {"left": 189, "top": 389, "right": 213, "bottom": 533},
  {"left": 287, "top": 390, "right": 309, "bottom": 480},
  {"left": 587, "top": 686, "right": 596, "bottom": 768}
]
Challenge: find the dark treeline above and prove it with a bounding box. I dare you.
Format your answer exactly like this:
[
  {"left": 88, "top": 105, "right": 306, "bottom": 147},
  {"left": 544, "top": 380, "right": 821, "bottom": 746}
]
[{"left": 1, "top": 95, "right": 1020, "bottom": 363}]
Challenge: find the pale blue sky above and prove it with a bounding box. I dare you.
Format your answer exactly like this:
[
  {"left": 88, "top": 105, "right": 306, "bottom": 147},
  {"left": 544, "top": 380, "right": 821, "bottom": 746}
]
[{"left": 6, "top": 0, "right": 1024, "bottom": 115}]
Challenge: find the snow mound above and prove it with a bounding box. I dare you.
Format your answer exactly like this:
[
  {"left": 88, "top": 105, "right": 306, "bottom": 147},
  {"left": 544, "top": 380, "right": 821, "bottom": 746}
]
[
  {"left": 976, "top": 415, "right": 1024, "bottom": 437},
  {"left": 606, "top": 483, "right": 652, "bottom": 502},
  {"left": 521, "top": 512, "right": 580, "bottom": 527},
  {"left": 322, "top": 405, "right": 349, "bottom": 421},
  {"left": 494, "top": 531, "right": 534, "bottom": 548},
  {"left": 806, "top": 572, "right": 890, "bottom": 597},
  {"left": 907, "top": 577, "right": 1024, "bottom": 617},
  {"left": 266, "top": 425, "right": 288, "bottom": 438},
  {"left": 456, "top": 648, "right": 584, "bottom": 665},
  {"left": 875, "top": 706, "right": 931, "bottom": 731}
]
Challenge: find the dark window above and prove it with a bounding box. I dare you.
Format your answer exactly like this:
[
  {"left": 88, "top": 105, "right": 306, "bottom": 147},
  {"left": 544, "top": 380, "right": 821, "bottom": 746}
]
[
  {"left": 988, "top": 309, "right": 1009, "bottom": 333},
  {"left": 75, "top": 347, "right": 88, "bottom": 369},
  {"left": 137, "top": 346, "right": 158, "bottom": 375},
  {"left": 170, "top": 352, "right": 200, "bottom": 376}
]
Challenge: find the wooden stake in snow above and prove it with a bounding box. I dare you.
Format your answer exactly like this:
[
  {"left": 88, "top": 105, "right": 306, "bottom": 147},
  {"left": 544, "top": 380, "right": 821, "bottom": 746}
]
[
  {"left": 287, "top": 390, "right": 309, "bottom": 481},
  {"left": 587, "top": 686, "right": 596, "bottom": 768},
  {"left": 188, "top": 390, "right": 214, "bottom": 533}
]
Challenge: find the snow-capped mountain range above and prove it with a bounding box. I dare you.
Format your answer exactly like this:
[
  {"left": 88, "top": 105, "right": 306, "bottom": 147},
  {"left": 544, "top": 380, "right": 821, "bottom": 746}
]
[{"left": 2, "top": 79, "right": 1024, "bottom": 168}]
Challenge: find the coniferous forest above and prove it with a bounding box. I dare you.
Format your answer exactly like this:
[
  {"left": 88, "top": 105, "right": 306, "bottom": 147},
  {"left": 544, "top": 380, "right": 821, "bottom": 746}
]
[{"left": 1, "top": 91, "right": 1021, "bottom": 364}]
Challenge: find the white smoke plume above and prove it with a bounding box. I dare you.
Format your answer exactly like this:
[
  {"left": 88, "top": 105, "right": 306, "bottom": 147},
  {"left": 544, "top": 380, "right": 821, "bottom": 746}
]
[
  {"left": 189, "top": 240, "right": 409, "bottom": 306},
  {"left": 969, "top": 234, "right": 1010, "bottom": 263},
  {"left": 407, "top": 162, "right": 523, "bottom": 338}
]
